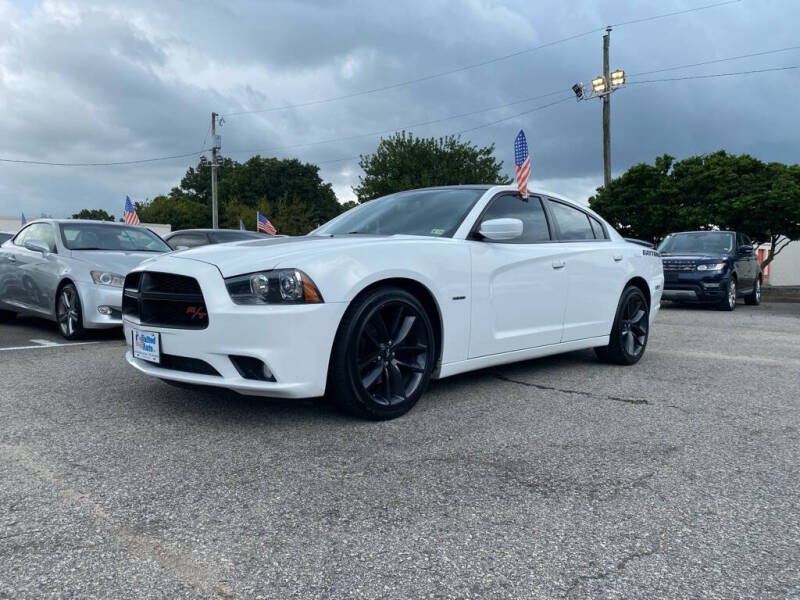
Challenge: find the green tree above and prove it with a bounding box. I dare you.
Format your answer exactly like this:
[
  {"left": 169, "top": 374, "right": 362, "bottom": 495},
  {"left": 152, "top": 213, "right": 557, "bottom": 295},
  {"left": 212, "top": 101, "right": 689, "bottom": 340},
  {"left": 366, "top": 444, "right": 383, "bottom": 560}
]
[
  {"left": 71, "top": 208, "right": 115, "bottom": 221},
  {"left": 589, "top": 151, "right": 800, "bottom": 268},
  {"left": 136, "top": 195, "right": 209, "bottom": 230},
  {"left": 354, "top": 131, "right": 511, "bottom": 202}
]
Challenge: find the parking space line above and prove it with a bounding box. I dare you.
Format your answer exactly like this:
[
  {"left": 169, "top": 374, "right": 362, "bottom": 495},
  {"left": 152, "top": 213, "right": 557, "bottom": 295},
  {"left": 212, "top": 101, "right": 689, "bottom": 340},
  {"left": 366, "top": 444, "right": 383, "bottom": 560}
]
[{"left": 0, "top": 341, "right": 101, "bottom": 352}]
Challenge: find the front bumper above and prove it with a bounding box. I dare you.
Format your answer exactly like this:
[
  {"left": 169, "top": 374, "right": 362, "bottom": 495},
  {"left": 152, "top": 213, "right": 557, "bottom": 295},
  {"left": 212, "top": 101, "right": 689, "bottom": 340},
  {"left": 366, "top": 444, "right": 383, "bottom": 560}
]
[
  {"left": 122, "top": 256, "right": 347, "bottom": 398},
  {"left": 75, "top": 281, "right": 123, "bottom": 328},
  {"left": 662, "top": 273, "right": 729, "bottom": 303}
]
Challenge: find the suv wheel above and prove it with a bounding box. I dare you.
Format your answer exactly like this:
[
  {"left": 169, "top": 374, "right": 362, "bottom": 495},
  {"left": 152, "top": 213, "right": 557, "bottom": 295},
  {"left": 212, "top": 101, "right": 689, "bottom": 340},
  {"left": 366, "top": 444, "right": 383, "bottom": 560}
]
[
  {"left": 718, "top": 278, "right": 737, "bottom": 311},
  {"left": 327, "top": 287, "right": 436, "bottom": 420},
  {"left": 744, "top": 277, "right": 761, "bottom": 306}
]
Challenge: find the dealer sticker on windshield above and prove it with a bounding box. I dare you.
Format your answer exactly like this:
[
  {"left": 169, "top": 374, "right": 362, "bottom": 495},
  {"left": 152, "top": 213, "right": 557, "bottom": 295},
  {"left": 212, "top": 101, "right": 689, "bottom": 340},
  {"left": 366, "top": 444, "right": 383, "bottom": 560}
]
[{"left": 132, "top": 329, "right": 161, "bottom": 364}]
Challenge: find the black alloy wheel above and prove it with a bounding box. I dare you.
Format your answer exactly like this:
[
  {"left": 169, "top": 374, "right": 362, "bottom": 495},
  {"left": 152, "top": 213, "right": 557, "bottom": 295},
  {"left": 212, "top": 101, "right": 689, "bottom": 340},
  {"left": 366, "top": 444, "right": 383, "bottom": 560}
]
[
  {"left": 56, "top": 283, "right": 85, "bottom": 340},
  {"left": 328, "top": 287, "right": 435, "bottom": 420},
  {"left": 595, "top": 285, "right": 650, "bottom": 365}
]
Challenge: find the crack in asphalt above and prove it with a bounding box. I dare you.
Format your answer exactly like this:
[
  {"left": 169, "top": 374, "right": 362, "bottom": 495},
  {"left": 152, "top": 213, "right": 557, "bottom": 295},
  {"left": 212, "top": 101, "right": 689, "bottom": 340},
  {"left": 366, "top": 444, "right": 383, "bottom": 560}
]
[{"left": 494, "top": 373, "right": 650, "bottom": 405}]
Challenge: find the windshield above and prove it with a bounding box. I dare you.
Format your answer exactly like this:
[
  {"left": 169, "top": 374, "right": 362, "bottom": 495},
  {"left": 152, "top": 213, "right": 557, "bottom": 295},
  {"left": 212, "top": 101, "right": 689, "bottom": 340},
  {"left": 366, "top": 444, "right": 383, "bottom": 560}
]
[
  {"left": 314, "top": 188, "right": 485, "bottom": 238},
  {"left": 59, "top": 223, "right": 170, "bottom": 252},
  {"left": 658, "top": 232, "right": 734, "bottom": 255}
]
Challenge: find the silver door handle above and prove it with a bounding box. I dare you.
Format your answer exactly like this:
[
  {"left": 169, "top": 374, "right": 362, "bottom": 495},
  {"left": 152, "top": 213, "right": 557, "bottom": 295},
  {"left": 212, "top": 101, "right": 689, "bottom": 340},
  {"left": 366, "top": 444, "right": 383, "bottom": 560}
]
[
  {"left": 7, "top": 256, "right": 16, "bottom": 263},
  {"left": 613, "top": 254, "right": 623, "bottom": 262},
  {"left": 552, "top": 261, "right": 566, "bottom": 270}
]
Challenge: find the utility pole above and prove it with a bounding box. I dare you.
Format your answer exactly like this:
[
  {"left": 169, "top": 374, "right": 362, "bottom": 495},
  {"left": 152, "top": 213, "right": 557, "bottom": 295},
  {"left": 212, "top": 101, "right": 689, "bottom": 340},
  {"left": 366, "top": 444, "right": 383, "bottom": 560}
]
[
  {"left": 602, "top": 27, "right": 611, "bottom": 188},
  {"left": 211, "top": 112, "right": 219, "bottom": 229}
]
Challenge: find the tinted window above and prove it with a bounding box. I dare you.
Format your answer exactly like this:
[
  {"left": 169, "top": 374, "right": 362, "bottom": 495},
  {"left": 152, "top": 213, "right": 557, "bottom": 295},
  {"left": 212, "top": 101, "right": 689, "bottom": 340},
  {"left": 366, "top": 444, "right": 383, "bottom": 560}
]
[
  {"left": 316, "top": 188, "right": 484, "bottom": 238},
  {"left": 210, "top": 231, "right": 262, "bottom": 243},
  {"left": 589, "top": 216, "right": 607, "bottom": 239},
  {"left": 549, "top": 201, "right": 595, "bottom": 240},
  {"left": 478, "top": 194, "right": 550, "bottom": 243},
  {"left": 16, "top": 223, "right": 56, "bottom": 252},
  {"left": 60, "top": 223, "right": 170, "bottom": 252},
  {"left": 741, "top": 233, "right": 752, "bottom": 247},
  {"left": 168, "top": 233, "right": 208, "bottom": 249}
]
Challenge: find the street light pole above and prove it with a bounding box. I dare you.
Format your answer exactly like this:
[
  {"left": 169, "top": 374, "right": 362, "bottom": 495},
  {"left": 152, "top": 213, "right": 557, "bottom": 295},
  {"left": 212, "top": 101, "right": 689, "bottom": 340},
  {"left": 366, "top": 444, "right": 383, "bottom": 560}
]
[
  {"left": 602, "top": 27, "right": 611, "bottom": 188},
  {"left": 210, "top": 112, "right": 219, "bottom": 229}
]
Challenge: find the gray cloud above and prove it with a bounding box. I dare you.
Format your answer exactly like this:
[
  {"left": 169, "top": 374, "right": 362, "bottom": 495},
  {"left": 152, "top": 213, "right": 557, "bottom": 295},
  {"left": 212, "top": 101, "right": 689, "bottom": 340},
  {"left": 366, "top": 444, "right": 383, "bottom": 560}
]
[{"left": 1, "top": 0, "right": 799, "bottom": 220}]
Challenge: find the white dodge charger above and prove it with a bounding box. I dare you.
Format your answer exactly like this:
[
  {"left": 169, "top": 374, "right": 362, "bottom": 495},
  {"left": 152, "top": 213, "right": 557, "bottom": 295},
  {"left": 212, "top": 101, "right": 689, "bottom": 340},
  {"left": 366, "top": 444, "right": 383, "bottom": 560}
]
[{"left": 123, "top": 185, "right": 663, "bottom": 419}]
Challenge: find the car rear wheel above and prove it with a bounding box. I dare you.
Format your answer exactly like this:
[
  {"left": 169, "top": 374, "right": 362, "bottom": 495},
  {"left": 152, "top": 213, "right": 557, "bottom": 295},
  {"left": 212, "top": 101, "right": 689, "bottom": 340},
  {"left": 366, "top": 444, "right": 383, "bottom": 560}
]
[
  {"left": 327, "top": 287, "right": 436, "bottom": 420},
  {"left": 56, "top": 283, "right": 85, "bottom": 340},
  {"left": 744, "top": 277, "right": 761, "bottom": 306},
  {"left": 595, "top": 285, "right": 650, "bottom": 365},
  {"left": 717, "top": 278, "right": 737, "bottom": 311}
]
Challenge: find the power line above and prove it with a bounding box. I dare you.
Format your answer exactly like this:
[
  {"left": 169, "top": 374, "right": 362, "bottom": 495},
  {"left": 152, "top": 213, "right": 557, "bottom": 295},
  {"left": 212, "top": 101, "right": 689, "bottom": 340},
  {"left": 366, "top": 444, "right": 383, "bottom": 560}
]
[
  {"left": 221, "top": 0, "right": 742, "bottom": 118},
  {"left": 457, "top": 96, "right": 574, "bottom": 134},
  {"left": 0, "top": 150, "right": 211, "bottom": 167},
  {"left": 629, "top": 45, "right": 800, "bottom": 77},
  {"left": 628, "top": 64, "right": 800, "bottom": 84}
]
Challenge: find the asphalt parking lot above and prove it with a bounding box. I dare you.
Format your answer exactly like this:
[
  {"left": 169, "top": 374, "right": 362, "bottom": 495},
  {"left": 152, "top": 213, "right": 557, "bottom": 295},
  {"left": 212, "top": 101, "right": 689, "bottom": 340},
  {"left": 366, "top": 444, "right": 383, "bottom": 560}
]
[{"left": 1, "top": 303, "right": 799, "bottom": 599}]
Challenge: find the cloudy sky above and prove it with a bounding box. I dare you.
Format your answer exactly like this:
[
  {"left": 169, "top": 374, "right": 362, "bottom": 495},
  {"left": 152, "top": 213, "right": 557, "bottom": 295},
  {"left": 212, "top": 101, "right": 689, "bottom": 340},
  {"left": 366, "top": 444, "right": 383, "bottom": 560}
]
[{"left": 1, "top": 0, "right": 798, "bottom": 220}]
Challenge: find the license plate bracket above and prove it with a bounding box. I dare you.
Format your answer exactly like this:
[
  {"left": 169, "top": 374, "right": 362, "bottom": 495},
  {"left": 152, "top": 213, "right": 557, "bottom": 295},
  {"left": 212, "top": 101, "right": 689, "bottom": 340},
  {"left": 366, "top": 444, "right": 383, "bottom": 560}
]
[{"left": 132, "top": 329, "right": 161, "bottom": 364}]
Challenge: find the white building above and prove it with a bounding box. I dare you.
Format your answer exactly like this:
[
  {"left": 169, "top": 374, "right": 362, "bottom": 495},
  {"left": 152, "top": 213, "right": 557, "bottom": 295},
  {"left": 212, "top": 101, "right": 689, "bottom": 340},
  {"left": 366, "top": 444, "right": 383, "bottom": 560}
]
[{"left": 759, "top": 239, "right": 799, "bottom": 287}]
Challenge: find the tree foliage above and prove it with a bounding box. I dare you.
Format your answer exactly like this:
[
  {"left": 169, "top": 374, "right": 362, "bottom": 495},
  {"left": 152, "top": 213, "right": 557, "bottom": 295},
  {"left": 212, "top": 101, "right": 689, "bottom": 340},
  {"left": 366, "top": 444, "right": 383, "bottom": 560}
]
[
  {"left": 354, "top": 131, "right": 511, "bottom": 202},
  {"left": 589, "top": 151, "right": 800, "bottom": 268},
  {"left": 136, "top": 155, "right": 342, "bottom": 234},
  {"left": 71, "top": 208, "right": 115, "bottom": 221}
]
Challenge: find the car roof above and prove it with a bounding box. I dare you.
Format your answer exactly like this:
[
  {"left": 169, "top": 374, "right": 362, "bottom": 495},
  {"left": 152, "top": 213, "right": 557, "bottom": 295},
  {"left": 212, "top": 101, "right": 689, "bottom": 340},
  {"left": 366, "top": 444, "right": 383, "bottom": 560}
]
[
  {"left": 25, "top": 219, "right": 142, "bottom": 227},
  {"left": 165, "top": 229, "right": 265, "bottom": 236}
]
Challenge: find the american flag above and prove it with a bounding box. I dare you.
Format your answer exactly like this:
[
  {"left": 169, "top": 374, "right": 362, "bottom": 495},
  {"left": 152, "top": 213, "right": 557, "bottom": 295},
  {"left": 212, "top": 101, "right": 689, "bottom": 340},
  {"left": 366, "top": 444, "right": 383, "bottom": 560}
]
[
  {"left": 257, "top": 211, "right": 277, "bottom": 235},
  {"left": 20, "top": 212, "right": 26, "bottom": 226},
  {"left": 514, "top": 130, "right": 531, "bottom": 199},
  {"left": 124, "top": 196, "right": 140, "bottom": 225}
]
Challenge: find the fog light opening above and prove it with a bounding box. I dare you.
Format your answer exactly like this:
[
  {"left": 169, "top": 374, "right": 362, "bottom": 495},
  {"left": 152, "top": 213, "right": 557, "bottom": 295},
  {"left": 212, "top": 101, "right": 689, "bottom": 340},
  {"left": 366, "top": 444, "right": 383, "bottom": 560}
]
[
  {"left": 262, "top": 363, "right": 274, "bottom": 381},
  {"left": 229, "top": 355, "right": 276, "bottom": 382},
  {"left": 97, "top": 305, "right": 112, "bottom": 315}
]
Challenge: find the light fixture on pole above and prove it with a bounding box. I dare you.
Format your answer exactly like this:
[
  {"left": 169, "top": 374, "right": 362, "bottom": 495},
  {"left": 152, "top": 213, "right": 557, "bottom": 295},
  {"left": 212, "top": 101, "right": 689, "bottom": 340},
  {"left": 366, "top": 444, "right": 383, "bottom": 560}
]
[{"left": 572, "top": 27, "right": 625, "bottom": 188}]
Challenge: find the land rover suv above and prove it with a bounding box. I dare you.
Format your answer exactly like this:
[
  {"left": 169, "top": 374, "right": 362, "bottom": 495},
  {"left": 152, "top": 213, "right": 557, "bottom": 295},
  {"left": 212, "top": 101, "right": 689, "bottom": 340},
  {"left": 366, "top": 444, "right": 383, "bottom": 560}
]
[{"left": 658, "top": 231, "right": 761, "bottom": 311}]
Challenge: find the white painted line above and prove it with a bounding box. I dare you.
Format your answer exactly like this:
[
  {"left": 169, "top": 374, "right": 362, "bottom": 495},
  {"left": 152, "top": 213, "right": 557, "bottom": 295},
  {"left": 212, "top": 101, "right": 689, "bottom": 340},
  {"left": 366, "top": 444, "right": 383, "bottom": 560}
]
[
  {"left": 0, "top": 341, "right": 101, "bottom": 352},
  {"left": 29, "top": 339, "right": 59, "bottom": 347}
]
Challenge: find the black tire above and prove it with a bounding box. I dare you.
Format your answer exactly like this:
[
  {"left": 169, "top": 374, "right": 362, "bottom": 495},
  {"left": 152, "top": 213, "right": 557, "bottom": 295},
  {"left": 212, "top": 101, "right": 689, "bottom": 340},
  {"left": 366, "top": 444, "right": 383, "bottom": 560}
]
[
  {"left": 744, "top": 277, "right": 761, "bottom": 306},
  {"left": 717, "top": 278, "right": 737, "bottom": 311},
  {"left": 56, "top": 283, "right": 86, "bottom": 340},
  {"left": 327, "top": 286, "right": 436, "bottom": 420},
  {"left": 595, "top": 285, "right": 650, "bottom": 366},
  {"left": 0, "top": 309, "right": 15, "bottom": 323}
]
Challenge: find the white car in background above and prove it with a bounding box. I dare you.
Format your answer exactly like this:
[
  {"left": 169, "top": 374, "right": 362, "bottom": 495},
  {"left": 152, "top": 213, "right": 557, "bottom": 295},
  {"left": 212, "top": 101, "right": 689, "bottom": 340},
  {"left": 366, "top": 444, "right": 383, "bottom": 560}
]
[{"left": 123, "top": 185, "right": 664, "bottom": 420}]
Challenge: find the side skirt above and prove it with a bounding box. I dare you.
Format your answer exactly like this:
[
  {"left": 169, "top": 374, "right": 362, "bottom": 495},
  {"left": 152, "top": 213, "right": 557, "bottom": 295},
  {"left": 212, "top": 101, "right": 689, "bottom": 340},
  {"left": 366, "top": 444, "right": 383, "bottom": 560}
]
[{"left": 435, "top": 336, "right": 610, "bottom": 379}]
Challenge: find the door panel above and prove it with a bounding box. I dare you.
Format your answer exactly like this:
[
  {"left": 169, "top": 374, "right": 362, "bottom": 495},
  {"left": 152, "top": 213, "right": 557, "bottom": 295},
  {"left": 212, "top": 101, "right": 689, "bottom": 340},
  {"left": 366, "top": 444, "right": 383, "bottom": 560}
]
[{"left": 469, "top": 242, "right": 568, "bottom": 357}]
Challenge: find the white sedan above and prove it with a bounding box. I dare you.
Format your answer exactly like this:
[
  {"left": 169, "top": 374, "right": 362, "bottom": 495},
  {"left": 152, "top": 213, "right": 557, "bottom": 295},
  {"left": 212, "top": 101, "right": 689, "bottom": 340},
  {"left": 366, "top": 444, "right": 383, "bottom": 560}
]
[{"left": 123, "top": 185, "right": 663, "bottom": 419}]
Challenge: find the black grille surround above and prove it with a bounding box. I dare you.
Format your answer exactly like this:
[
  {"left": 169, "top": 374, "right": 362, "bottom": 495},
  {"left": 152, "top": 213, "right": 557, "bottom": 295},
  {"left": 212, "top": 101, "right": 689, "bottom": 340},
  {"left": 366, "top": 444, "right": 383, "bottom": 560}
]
[
  {"left": 662, "top": 259, "right": 699, "bottom": 272},
  {"left": 123, "top": 271, "right": 209, "bottom": 330},
  {"left": 159, "top": 353, "right": 221, "bottom": 376}
]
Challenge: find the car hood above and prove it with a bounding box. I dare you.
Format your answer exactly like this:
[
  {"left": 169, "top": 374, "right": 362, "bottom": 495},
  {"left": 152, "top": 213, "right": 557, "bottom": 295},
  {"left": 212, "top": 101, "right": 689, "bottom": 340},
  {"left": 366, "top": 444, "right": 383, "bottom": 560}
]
[
  {"left": 69, "top": 250, "right": 167, "bottom": 273},
  {"left": 170, "top": 234, "right": 449, "bottom": 277}
]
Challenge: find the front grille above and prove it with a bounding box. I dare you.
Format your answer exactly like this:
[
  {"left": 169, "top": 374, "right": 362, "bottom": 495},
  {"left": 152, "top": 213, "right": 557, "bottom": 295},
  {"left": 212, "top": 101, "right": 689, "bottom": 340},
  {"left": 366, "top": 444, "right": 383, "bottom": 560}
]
[
  {"left": 123, "top": 271, "right": 209, "bottom": 329},
  {"left": 662, "top": 260, "right": 698, "bottom": 272},
  {"left": 160, "top": 353, "right": 221, "bottom": 376}
]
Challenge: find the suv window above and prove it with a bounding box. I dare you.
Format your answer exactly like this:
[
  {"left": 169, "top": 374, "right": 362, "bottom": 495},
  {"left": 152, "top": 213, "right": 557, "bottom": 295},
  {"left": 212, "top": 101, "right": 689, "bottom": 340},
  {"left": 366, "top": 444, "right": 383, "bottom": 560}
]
[
  {"left": 167, "top": 233, "right": 208, "bottom": 249},
  {"left": 548, "top": 200, "right": 596, "bottom": 241},
  {"left": 15, "top": 223, "right": 56, "bottom": 252},
  {"left": 477, "top": 194, "right": 550, "bottom": 243}
]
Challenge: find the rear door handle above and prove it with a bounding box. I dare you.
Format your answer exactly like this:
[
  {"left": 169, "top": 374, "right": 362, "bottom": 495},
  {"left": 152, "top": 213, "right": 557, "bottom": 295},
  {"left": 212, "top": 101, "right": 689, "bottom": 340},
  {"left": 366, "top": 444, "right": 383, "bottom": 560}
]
[
  {"left": 613, "top": 254, "right": 623, "bottom": 262},
  {"left": 7, "top": 255, "right": 16, "bottom": 263},
  {"left": 552, "top": 260, "right": 566, "bottom": 270}
]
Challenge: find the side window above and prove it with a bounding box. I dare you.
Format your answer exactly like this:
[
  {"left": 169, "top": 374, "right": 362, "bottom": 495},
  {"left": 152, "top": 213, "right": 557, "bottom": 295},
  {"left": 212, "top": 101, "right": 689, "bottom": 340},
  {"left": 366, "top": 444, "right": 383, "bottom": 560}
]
[
  {"left": 741, "top": 233, "right": 752, "bottom": 247},
  {"left": 477, "top": 195, "right": 550, "bottom": 243},
  {"left": 589, "top": 216, "right": 607, "bottom": 239},
  {"left": 548, "top": 200, "right": 595, "bottom": 241},
  {"left": 13, "top": 226, "right": 31, "bottom": 246},
  {"left": 17, "top": 223, "right": 56, "bottom": 252},
  {"left": 168, "top": 234, "right": 207, "bottom": 249}
]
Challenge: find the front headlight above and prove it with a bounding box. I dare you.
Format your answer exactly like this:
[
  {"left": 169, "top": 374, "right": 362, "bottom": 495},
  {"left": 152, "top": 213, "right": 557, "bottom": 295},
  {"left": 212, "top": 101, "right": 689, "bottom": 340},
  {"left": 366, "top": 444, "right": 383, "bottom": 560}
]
[
  {"left": 696, "top": 263, "right": 726, "bottom": 271},
  {"left": 225, "top": 269, "right": 323, "bottom": 305},
  {"left": 90, "top": 270, "right": 125, "bottom": 287}
]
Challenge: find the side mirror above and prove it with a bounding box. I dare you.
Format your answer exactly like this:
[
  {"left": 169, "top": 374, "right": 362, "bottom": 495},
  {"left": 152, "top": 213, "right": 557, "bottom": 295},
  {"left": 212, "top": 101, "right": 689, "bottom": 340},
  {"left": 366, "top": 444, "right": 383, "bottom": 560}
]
[
  {"left": 478, "top": 218, "right": 524, "bottom": 241},
  {"left": 24, "top": 240, "right": 50, "bottom": 256},
  {"left": 738, "top": 244, "right": 754, "bottom": 255}
]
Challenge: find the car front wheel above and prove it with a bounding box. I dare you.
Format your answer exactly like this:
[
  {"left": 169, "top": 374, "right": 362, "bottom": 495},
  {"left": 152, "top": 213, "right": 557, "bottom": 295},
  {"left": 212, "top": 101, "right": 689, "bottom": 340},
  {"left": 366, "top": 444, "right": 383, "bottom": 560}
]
[
  {"left": 56, "top": 283, "right": 85, "bottom": 340},
  {"left": 327, "top": 287, "right": 436, "bottom": 420},
  {"left": 595, "top": 285, "right": 650, "bottom": 365}
]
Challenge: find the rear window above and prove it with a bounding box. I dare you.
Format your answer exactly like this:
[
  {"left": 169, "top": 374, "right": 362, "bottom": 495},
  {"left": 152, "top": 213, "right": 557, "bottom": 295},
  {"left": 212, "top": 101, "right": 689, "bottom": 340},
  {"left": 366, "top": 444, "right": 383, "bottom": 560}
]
[{"left": 548, "top": 200, "right": 595, "bottom": 241}]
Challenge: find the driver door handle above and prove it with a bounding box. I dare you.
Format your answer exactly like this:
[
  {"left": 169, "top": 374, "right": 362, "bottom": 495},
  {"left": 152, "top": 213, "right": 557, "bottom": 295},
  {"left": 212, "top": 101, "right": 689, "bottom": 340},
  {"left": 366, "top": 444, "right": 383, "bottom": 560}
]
[
  {"left": 552, "top": 260, "right": 566, "bottom": 270},
  {"left": 7, "top": 255, "right": 16, "bottom": 263},
  {"left": 613, "top": 254, "right": 623, "bottom": 262}
]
